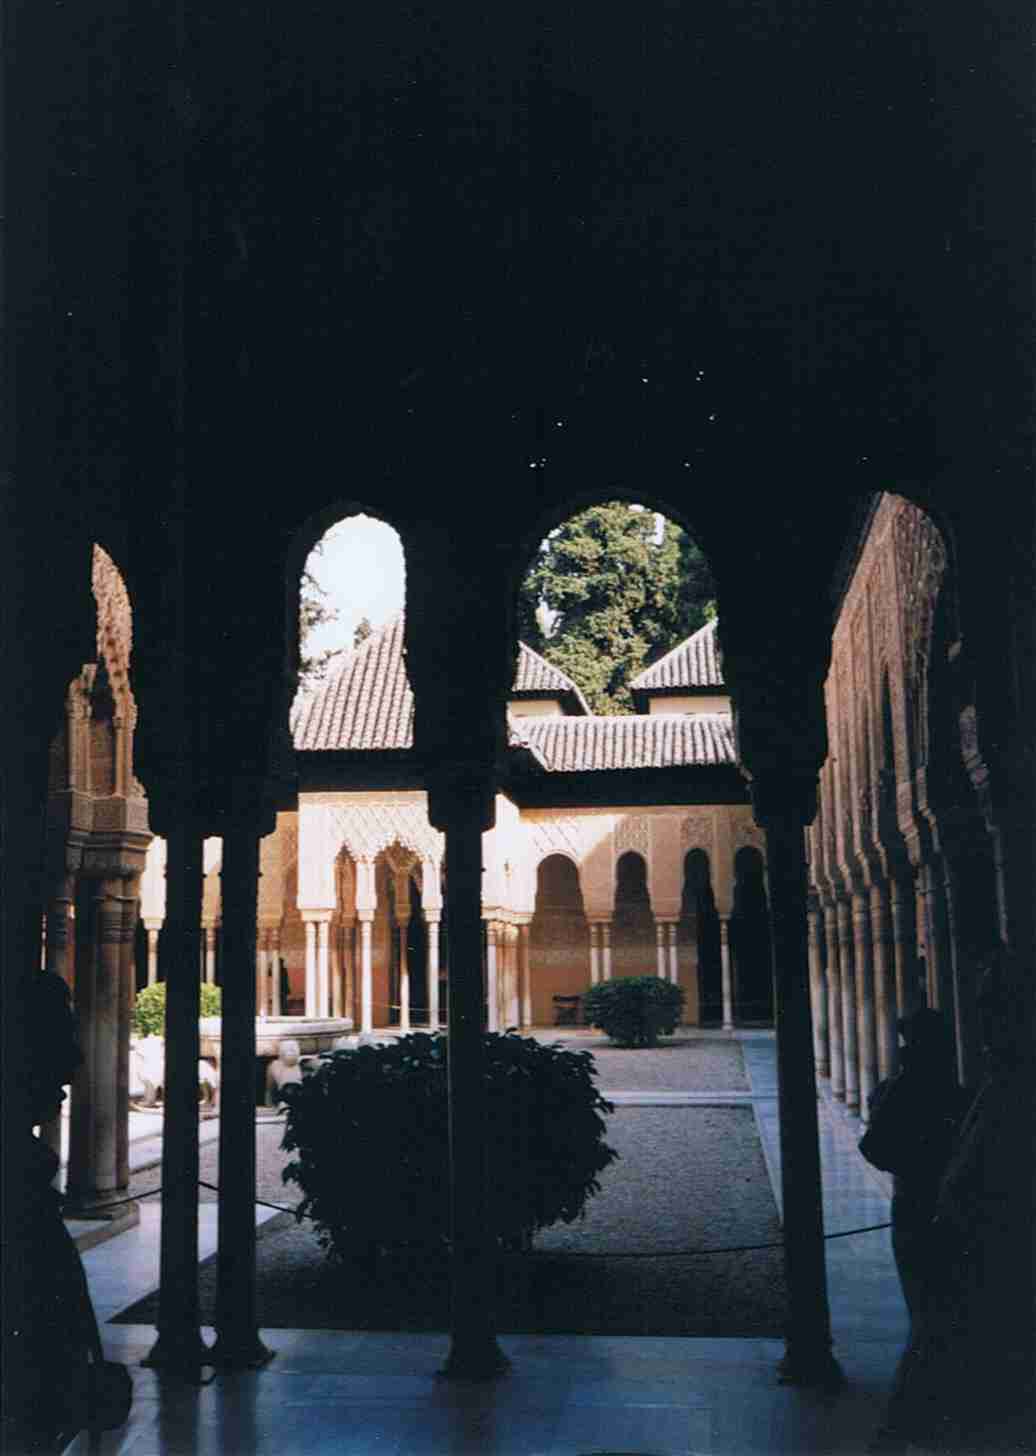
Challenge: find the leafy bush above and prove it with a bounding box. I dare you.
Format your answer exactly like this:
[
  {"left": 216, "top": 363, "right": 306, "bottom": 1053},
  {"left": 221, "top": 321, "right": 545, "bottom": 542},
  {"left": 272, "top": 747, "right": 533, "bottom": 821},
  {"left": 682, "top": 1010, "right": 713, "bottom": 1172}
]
[
  {"left": 132, "top": 981, "right": 222, "bottom": 1038},
  {"left": 280, "top": 1031, "right": 617, "bottom": 1261},
  {"left": 581, "top": 975, "right": 685, "bottom": 1047}
]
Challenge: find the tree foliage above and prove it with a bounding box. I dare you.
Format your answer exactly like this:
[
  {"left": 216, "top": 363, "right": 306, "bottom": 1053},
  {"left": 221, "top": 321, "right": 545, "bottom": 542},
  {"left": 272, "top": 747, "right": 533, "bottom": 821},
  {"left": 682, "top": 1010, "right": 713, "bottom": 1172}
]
[
  {"left": 518, "top": 503, "right": 715, "bottom": 714},
  {"left": 299, "top": 548, "right": 340, "bottom": 688}
]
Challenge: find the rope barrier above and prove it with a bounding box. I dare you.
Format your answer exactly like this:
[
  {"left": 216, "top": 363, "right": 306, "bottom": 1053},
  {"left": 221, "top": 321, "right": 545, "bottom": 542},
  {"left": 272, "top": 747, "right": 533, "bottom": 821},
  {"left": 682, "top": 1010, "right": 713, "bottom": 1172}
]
[{"left": 93, "top": 1179, "right": 891, "bottom": 1254}]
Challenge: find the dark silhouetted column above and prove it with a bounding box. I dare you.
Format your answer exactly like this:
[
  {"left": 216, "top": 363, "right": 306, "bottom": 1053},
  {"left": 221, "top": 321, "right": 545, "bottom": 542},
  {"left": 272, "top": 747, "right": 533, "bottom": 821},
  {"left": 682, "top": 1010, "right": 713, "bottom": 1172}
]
[
  {"left": 432, "top": 770, "right": 507, "bottom": 1380},
  {"left": 806, "top": 895, "right": 829, "bottom": 1078},
  {"left": 756, "top": 779, "right": 843, "bottom": 1391},
  {"left": 145, "top": 824, "right": 208, "bottom": 1373},
  {"left": 822, "top": 902, "right": 845, "bottom": 1099},
  {"left": 212, "top": 821, "right": 273, "bottom": 1369}
]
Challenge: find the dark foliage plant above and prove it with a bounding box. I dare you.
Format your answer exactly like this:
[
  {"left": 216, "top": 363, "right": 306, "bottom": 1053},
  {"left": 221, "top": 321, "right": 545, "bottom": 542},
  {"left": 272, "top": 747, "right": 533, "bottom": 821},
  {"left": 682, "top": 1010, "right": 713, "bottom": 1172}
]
[
  {"left": 280, "top": 1031, "right": 617, "bottom": 1261},
  {"left": 582, "top": 976, "right": 685, "bottom": 1047}
]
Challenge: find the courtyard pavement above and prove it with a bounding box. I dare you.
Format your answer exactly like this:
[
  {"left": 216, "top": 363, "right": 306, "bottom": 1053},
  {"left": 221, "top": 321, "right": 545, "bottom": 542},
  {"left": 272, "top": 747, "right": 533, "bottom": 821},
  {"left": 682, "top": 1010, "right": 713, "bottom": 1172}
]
[{"left": 69, "top": 1030, "right": 906, "bottom": 1455}]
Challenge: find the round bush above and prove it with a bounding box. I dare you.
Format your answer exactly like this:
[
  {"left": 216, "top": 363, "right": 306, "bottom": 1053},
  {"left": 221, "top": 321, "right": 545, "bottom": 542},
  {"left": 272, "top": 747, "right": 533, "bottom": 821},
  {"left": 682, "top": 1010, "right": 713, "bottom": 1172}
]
[
  {"left": 132, "top": 981, "right": 222, "bottom": 1038},
  {"left": 280, "top": 1031, "right": 617, "bottom": 1261},
  {"left": 581, "top": 975, "right": 685, "bottom": 1047}
]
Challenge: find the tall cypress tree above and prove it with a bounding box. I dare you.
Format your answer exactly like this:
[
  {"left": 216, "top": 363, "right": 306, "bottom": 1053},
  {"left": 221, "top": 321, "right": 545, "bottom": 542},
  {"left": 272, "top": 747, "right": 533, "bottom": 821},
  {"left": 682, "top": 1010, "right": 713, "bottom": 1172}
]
[{"left": 518, "top": 502, "right": 714, "bottom": 714}]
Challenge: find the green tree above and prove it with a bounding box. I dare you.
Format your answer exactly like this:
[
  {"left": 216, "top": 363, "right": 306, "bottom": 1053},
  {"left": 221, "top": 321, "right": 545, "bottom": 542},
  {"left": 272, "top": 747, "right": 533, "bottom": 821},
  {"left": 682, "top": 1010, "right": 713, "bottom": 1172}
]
[
  {"left": 353, "top": 616, "right": 373, "bottom": 647},
  {"left": 518, "top": 503, "right": 714, "bottom": 714},
  {"left": 299, "top": 552, "right": 340, "bottom": 687}
]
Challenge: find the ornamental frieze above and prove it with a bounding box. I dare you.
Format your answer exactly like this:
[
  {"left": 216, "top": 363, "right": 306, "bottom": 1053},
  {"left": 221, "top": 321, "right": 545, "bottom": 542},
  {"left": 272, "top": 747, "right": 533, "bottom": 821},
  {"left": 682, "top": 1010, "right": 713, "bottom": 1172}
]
[
  {"left": 328, "top": 802, "right": 444, "bottom": 864},
  {"left": 614, "top": 814, "right": 650, "bottom": 859}
]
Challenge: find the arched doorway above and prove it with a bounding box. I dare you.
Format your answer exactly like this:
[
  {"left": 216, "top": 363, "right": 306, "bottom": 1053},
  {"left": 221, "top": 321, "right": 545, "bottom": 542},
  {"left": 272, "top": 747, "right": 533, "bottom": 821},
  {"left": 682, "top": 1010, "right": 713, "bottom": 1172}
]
[
  {"left": 731, "top": 847, "right": 773, "bottom": 1024},
  {"left": 683, "top": 848, "right": 721, "bottom": 1024},
  {"left": 612, "top": 850, "right": 654, "bottom": 979},
  {"left": 529, "top": 854, "right": 587, "bottom": 1025}
]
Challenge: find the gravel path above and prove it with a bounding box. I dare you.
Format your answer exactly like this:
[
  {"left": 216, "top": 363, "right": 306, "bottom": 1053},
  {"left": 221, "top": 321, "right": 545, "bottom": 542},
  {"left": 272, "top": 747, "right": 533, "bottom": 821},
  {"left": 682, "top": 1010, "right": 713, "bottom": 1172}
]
[{"left": 122, "top": 1039, "right": 785, "bottom": 1337}]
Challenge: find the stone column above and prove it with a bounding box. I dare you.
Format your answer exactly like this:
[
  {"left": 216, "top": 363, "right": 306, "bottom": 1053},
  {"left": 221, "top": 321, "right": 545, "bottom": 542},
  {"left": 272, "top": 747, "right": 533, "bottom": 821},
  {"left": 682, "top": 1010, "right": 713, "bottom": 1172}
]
[
  {"left": 426, "top": 914, "right": 441, "bottom": 1028},
  {"left": 485, "top": 921, "right": 499, "bottom": 1032},
  {"left": 397, "top": 914, "right": 411, "bottom": 1032},
  {"left": 67, "top": 877, "right": 123, "bottom": 1208},
  {"left": 341, "top": 920, "right": 355, "bottom": 1026},
  {"left": 589, "top": 922, "right": 601, "bottom": 985},
  {"left": 756, "top": 782, "right": 841, "bottom": 1389},
  {"left": 270, "top": 926, "right": 282, "bottom": 1017},
  {"left": 432, "top": 775, "right": 507, "bottom": 1378},
  {"left": 303, "top": 917, "right": 317, "bottom": 1016},
  {"left": 719, "top": 915, "right": 734, "bottom": 1030},
  {"left": 144, "top": 920, "right": 161, "bottom": 987},
  {"left": 359, "top": 915, "right": 374, "bottom": 1033},
  {"left": 655, "top": 920, "right": 666, "bottom": 979},
  {"left": 317, "top": 917, "right": 331, "bottom": 1019},
  {"left": 836, "top": 899, "right": 859, "bottom": 1114},
  {"left": 890, "top": 873, "right": 917, "bottom": 1019},
  {"left": 852, "top": 891, "right": 878, "bottom": 1120},
  {"left": 870, "top": 882, "right": 897, "bottom": 1080},
  {"left": 256, "top": 929, "right": 269, "bottom": 1018},
  {"left": 45, "top": 876, "right": 75, "bottom": 985},
  {"left": 203, "top": 922, "right": 216, "bottom": 986},
  {"left": 212, "top": 820, "right": 272, "bottom": 1370},
  {"left": 806, "top": 898, "right": 829, "bottom": 1079},
  {"left": 822, "top": 903, "right": 845, "bottom": 1099},
  {"left": 518, "top": 921, "right": 532, "bottom": 1027},
  {"left": 601, "top": 922, "right": 612, "bottom": 981},
  {"left": 667, "top": 922, "right": 679, "bottom": 987},
  {"left": 504, "top": 925, "right": 520, "bottom": 1028},
  {"left": 116, "top": 880, "right": 140, "bottom": 1190},
  {"left": 146, "top": 825, "right": 208, "bottom": 1372}
]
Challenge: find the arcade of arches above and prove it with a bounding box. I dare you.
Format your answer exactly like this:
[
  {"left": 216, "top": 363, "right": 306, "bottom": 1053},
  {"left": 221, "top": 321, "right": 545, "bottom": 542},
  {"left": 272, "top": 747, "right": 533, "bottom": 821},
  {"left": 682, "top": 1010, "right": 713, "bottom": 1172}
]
[{"left": 16, "top": 490, "right": 1032, "bottom": 1426}]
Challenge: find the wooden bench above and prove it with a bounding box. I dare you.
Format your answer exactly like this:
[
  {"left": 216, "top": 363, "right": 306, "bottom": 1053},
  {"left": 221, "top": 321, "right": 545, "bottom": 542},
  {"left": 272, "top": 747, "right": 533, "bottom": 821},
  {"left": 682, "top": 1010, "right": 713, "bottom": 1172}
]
[{"left": 552, "top": 994, "right": 582, "bottom": 1027}]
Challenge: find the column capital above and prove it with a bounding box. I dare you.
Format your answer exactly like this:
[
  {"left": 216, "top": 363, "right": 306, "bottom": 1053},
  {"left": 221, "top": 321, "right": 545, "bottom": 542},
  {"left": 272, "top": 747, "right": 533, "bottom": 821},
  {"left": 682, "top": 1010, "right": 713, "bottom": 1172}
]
[
  {"left": 300, "top": 909, "right": 334, "bottom": 925},
  {"left": 749, "top": 773, "right": 819, "bottom": 830},
  {"left": 425, "top": 762, "right": 497, "bottom": 834}
]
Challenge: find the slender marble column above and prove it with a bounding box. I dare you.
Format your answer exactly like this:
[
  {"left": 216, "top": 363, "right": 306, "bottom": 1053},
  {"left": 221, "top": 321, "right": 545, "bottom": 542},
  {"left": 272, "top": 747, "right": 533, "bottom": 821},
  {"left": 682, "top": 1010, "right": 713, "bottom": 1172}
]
[
  {"left": 519, "top": 922, "right": 532, "bottom": 1027},
  {"left": 341, "top": 922, "right": 355, "bottom": 1026},
  {"left": 485, "top": 922, "right": 499, "bottom": 1032},
  {"left": 505, "top": 926, "right": 520, "bottom": 1028},
  {"left": 204, "top": 924, "right": 216, "bottom": 986},
  {"left": 589, "top": 923, "right": 600, "bottom": 985},
  {"left": 836, "top": 900, "right": 859, "bottom": 1113},
  {"left": 359, "top": 915, "right": 373, "bottom": 1033},
  {"left": 760, "top": 799, "right": 841, "bottom": 1389},
  {"left": 440, "top": 802, "right": 506, "bottom": 1377},
  {"left": 45, "top": 878, "right": 75, "bottom": 984},
  {"left": 398, "top": 917, "right": 411, "bottom": 1031},
  {"left": 66, "top": 878, "right": 122, "bottom": 1205},
  {"left": 667, "top": 923, "right": 679, "bottom": 987},
  {"left": 890, "top": 874, "right": 916, "bottom": 1018},
  {"left": 270, "top": 927, "right": 282, "bottom": 1017},
  {"left": 146, "top": 825, "right": 208, "bottom": 1372},
  {"left": 317, "top": 918, "right": 331, "bottom": 1019},
  {"left": 116, "top": 881, "right": 139, "bottom": 1190},
  {"left": 806, "top": 901, "right": 829, "bottom": 1079},
  {"left": 655, "top": 921, "right": 666, "bottom": 980},
  {"left": 870, "top": 882, "right": 897, "bottom": 1080},
  {"left": 212, "top": 823, "right": 272, "bottom": 1369},
  {"left": 145, "top": 923, "right": 160, "bottom": 987},
  {"left": 822, "top": 903, "right": 845, "bottom": 1099},
  {"left": 601, "top": 923, "right": 612, "bottom": 981},
  {"left": 852, "top": 892, "right": 877, "bottom": 1119},
  {"left": 303, "top": 919, "right": 317, "bottom": 1017},
  {"left": 426, "top": 915, "right": 441, "bottom": 1028},
  {"left": 719, "top": 916, "right": 734, "bottom": 1030},
  {"left": 330, "top": 924, "right": 342, "bottom": 1019}
]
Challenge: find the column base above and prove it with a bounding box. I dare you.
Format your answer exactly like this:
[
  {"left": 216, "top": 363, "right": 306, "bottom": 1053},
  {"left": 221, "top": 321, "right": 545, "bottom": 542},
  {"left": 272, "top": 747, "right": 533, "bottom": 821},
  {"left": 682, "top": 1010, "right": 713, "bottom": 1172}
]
[
  {"left": 63, "top": 1192, "right": 139, "bottom": 1223},
  {"left": 777, "top": 1344, "right": 846, "bottom": 1392},
  {"left": 439, "top": 1335, "right": 510, "bottom": 1381},
  {"left": 209, "top": 1331, "right": 276, "bottom": 1371},
  {"left": 143, "top": 1329, "right": 212, "bottom": 1377}
]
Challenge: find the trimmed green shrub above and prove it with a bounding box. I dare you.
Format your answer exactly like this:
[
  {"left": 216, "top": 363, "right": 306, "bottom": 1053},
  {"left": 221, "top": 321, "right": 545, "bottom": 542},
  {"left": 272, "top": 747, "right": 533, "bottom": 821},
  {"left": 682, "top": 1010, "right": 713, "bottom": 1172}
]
[
  {"left": 582, "top": 975, "right": 685, "bottom": 1047},
  {"left": 280, "top": 1031, "right": 617, "bottom": 1261},
  {"left": 132, "top": 981, "right": 222, "bottom": 1038}
]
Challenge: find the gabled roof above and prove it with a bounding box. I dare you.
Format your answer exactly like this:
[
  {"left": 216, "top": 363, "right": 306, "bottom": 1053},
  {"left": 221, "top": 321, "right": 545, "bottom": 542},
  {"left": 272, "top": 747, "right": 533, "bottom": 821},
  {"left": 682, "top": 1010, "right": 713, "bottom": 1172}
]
[
  {"left": 510, "top": 641, "right": 591, "bottom": 714},
  {"left": 291, "top": 616, "right": 587, "bottom": 752},
  {"left": 629, "top": 618, "right": 724, "bottom": 697},
  {"left": 518, "top": 713, "right": 736, "bottom": 772}
]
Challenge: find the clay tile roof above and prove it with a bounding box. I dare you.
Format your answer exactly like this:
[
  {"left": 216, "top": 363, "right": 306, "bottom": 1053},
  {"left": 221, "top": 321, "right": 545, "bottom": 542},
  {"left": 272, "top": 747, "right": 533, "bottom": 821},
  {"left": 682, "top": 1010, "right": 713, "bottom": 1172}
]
[
  {"left": 292, "top": 618, "right": 588, "bottom": 752},
  {"left": 629, "top": 619, "right": 724, "bottom": 692},
  {"left": 511, "top": 642, "right": 591, "bottom": 714},
  {"left": 518, "top": 713, "right": 736, "bottom": 772}
]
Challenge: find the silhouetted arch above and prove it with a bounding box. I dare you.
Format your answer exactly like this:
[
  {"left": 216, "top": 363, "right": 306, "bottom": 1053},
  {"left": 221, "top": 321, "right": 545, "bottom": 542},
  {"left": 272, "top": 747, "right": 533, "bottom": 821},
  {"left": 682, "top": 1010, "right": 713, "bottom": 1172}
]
[
  {"left": 683, "top": 849, "right": 721, "bottom": 1024},
  {"left": 612, "top": 850, "right": 654, "bottom": 978},
  {"left": 529, "top": 854, "right": 587, "bottom": 1023}
]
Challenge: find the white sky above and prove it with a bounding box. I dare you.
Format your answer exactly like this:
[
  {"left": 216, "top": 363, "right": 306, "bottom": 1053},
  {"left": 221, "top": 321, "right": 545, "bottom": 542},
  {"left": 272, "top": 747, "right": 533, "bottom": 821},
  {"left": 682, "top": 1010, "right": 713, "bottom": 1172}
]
[{"left": 302, "top": 515, "right": 407, "bottom": 657}]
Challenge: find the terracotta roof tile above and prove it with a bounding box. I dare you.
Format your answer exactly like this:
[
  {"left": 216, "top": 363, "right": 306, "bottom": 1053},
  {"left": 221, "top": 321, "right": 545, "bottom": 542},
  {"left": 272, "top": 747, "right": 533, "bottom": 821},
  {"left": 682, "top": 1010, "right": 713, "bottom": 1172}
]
[
  {"left": 292, "top": 618, "right": 588, "bottom": 752},
  {"left": 518, "top": 713, "right": 736, "bottom": 771},
  {"left": 630, "top": 619, "right": 724, "bottom": 691}
]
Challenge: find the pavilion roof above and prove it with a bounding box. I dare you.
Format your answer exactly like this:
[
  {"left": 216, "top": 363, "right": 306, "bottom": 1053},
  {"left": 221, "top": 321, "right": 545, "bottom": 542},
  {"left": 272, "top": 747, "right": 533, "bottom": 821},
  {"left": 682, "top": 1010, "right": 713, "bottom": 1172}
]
[
  {"left": 291, "top": 615, "right": 587, "bottom": 752},
  {"left": 515, "top": 712, "right": 736, "bottom": 772},
  {"left": 629, "top": 618, "right": 724, "bottom": 693}
]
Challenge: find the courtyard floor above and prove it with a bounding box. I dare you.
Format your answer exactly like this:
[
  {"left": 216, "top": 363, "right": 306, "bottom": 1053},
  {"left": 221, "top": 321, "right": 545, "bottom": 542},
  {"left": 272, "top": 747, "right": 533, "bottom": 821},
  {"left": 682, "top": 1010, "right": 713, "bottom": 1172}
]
[{"left": 71, "top": 1030, "right": 907, "bottom": 1455}]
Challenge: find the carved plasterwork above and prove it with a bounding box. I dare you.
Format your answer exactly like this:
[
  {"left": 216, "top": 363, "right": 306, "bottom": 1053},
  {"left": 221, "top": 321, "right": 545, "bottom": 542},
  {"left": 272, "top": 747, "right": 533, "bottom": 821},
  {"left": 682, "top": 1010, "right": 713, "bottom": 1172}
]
[
  {"left": 91, "top": 546, "right": 136, "bottom": 723},
  {"left": 680, "top": 809, "right": 715, "bottom": 852},
  {"left": 731, "top": 817, "right": 765, "bottom": 855},
  {"left": 327, "top": 801, "right": 444, "bottom": 864},
  {"left": 894, "top": 504, "right": 947, "bottom": 765},
  {"left": 614, "top": 815, "right": 650, "bottom": 859},
  {"left": 526, "top": 815, "right": 604, "bottom": 866}
]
